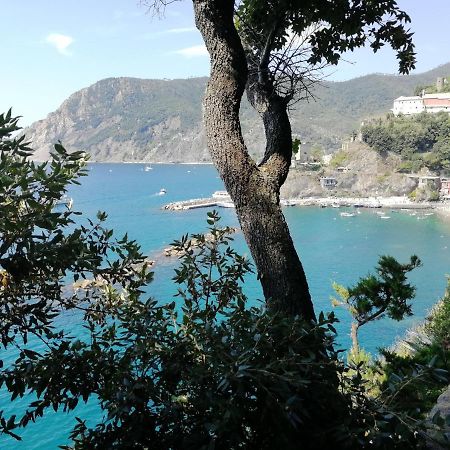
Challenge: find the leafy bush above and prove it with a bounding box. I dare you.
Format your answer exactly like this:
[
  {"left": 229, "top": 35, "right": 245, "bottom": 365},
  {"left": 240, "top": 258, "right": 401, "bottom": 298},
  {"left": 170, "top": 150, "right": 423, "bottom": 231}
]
[
  {"left": 0, "top": 112, "right": 439, "bottom": 449},
  {"left": 426, "top": 282, "right": 450, "bottom": 346},
  {"left": 329, "top": 150, "right": 349, "bottom": 168}
]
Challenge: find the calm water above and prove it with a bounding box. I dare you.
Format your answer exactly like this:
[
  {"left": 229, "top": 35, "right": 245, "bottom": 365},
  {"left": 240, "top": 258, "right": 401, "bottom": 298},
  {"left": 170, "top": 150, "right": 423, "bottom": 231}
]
[{"left": 2, "top": 163, "right": 450, "bottom": 449}]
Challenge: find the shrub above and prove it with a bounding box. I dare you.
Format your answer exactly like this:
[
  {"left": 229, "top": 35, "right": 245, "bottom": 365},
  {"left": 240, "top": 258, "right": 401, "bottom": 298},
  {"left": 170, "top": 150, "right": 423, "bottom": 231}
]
[{"left": 0, "top": 111, "right": 438, "bottom": 449}]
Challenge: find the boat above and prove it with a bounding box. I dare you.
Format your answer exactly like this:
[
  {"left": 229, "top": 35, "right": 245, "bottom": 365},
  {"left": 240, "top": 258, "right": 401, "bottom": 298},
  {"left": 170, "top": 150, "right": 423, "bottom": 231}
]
[
  {"left": 424, "top": 212, "right": 434, "bottom": 216},
  {"left": 331, "top": 203, "right": 341, "bottom": 208},
  {"left": 281, "top": 199, "right": 296, "bottom": 206},
  {"left": 144, "top": 166, "right": 153, "bottom": 172},
  {"left": 55, "top": 195, "right": 73, "bottom": 209},
  {"left": 340, "top": 212, "right": 355, "bottom": 217},
  {"left": 380, "top": 215, "right": 390, "bottom": 219},
  {"left": 159, "top": 188, "right": 167, "bottom": 195},
  {"left": 212, "top": 190, "right": 231, "bottom": 199}
]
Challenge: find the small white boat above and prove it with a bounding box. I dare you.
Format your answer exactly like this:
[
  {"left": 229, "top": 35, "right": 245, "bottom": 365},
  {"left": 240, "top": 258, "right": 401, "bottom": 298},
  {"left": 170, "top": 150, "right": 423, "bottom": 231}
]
[
  {"left": 331, "top": 203, "right": 341, "bottom": 208},
  {"left": 380, "top": 215, "right": 390, "bottom": 219},
  {"left": 340, "top": 212, "right": 355, "bottom": 217},
  {"left": 55, "top": 195, "right": 73, "bottom": 209},
  {"left": 144, "top": 166, "right": 153, "bottom": 172},
  {"left": 159, "top": 188, "right": 167, "bottom": 195},
  {"left": 212, "top": 190, "right": 231, "bottom": 199},
  {"left": 424, "top": 212, "right": 434, "bottom": 216}
]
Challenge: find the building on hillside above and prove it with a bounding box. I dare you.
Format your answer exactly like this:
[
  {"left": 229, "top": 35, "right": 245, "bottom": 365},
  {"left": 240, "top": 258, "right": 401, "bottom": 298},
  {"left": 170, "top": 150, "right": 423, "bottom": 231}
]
[
  {"left": 392, "top": 96, "right": 425, "bottom": 115},
  {"left": 407, "top": 174, "right": 441, "bottom": 190},
  {"left": 392, "top": 76, "right": 450, "bottom": 116},
  {"left": 422, "top": 93, "right": 450, "bottom": 113},
  {"left": 440, "top": 178, "right": 450, "bottom": 200},
  {"left": 320, "top": 177, "right": 338, "bottom": 189}
]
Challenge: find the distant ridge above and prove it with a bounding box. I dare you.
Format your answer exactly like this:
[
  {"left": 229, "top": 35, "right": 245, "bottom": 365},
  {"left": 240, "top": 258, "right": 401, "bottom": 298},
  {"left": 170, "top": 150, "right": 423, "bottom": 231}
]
[{"left": 25, "top": 62, "right": 450, "bottom": 162}]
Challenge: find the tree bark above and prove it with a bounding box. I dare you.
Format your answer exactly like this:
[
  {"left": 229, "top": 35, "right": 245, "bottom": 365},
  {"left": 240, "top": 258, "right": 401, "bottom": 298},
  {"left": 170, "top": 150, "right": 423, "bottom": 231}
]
[
  {"left": 193, "top": 0, "right": 315, "bottom": 320},
  {"left": 351, "top": 322, "right": 359, "bottom": 354}
]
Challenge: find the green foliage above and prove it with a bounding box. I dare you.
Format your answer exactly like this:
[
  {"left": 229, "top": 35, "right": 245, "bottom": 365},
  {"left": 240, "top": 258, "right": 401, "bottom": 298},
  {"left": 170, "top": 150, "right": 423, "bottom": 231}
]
[
  {"left": 425, "top": 282, "right": 450, "bottom": 346},
  {"left": 414, "top": 76, "right": 450, "bottom": 95},
  {"left": 0, "top": 113, "right": 438, "bottom": 449},
  {"left": 361, "top": 112, "right": 450, "bottom": 172},
  {"left": 236, "top": 0, "right": 415, "bottom": 73},
  {"left": 292, "top": 137, "right": 301, "bottom": 155},
  {"left": 373, "top": 284, "right": 450, "bottom": 421},
  {"left": 0, "top": 111, "right": 154, "bottom": 441},
  {"left": 332, "top": 256, "right": 421, "bottom": 351},
  {"left": 329, "top": 150, "right": 349, "bottom": 168}
]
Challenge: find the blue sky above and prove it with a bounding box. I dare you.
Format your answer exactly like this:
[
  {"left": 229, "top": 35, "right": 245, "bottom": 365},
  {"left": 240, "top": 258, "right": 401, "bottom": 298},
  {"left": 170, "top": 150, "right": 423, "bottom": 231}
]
[{"left": 1, "top": 0, "right": 449, "bottom": 125}]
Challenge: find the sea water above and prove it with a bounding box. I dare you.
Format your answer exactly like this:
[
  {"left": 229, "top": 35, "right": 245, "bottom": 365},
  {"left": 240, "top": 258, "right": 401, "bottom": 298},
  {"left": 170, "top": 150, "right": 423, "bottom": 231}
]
[{"left": 1, "top": 163, "right": 450, "bottom": 449}]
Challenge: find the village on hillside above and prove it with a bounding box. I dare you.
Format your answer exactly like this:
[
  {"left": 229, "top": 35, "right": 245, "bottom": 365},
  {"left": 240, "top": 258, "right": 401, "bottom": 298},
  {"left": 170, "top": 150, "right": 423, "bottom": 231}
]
[{"left": 287, "top": 77, "right": 450, "bottom": 204}]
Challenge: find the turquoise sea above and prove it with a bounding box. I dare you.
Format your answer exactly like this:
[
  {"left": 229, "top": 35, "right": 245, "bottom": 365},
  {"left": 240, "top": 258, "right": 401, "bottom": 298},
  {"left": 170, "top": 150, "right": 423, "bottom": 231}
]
[{"left": 2, "top": 162, "right": 450, "bottom": 449}]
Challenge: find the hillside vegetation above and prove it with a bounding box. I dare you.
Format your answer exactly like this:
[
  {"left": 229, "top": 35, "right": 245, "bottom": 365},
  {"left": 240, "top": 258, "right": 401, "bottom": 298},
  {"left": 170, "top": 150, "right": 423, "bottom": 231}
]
[
  {"left": 414, "top": 75, "right": 450, "bottom": 95},
  {"left": 24, "top": 63, "right": 450, "bottom": 162},
  {"left": 361, "top": 112, "right": 450, "bottom": 173}
]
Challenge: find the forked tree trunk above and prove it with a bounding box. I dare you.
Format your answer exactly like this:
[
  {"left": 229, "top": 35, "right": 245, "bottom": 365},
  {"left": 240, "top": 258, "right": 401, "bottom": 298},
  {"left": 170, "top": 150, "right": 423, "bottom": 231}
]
[{"left": 193, "top": 0, "right": 315, "bottom": 320}]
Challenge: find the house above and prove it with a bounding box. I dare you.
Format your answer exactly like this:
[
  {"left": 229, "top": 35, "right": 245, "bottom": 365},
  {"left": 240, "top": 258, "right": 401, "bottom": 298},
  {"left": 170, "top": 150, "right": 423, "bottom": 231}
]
[
  {"left": 407, "top": 174, "right": 441, "bottom": 190},
  {"left": 418, "top": 176, "right": 441, "bottom": 190},
  {"left": 440, "top": 178, "right": 450, "bottom": 200},
  {"left": 320, "top": 177, "right": 338, "bottom": 189},
  {"left": 392, "top": 96, "right": 425, "bottom": 115},
  {"left": 422, "top": 93, "right": 450, "bottom": 114}
]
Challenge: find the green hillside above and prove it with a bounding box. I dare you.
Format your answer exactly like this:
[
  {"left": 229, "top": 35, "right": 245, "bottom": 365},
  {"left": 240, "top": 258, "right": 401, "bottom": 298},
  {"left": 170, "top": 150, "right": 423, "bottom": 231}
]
[{"left": 25, "top": 62, "right": 450, "bottom": 162}]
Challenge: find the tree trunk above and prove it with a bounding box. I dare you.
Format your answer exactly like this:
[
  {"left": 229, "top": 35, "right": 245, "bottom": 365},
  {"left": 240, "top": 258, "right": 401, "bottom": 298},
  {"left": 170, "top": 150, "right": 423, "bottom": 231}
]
[
  {"left": 351, "top": 322, "right": 359, "bottom": 354},
  {"left": 193, "top": 0, "right": 315, "bottom": 320}
]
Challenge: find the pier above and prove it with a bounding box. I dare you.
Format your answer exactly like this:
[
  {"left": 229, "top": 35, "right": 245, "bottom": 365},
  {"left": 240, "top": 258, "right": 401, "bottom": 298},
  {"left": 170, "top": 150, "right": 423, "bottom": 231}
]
[
  {"left": 163, "top": 197, "right": 227, "bottom": 211},
  {"left": 163, "top": 195, "right": 437, "bottom": 211}
]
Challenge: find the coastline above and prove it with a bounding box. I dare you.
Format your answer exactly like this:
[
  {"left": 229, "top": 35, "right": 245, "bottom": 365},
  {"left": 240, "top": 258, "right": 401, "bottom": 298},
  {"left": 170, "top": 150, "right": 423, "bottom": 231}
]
[
  {"left": 164, "top": 194, "right": 445, "bottom": 212},
  {"left": 287, "top": 196, "right": 434, "bottom": 209}
]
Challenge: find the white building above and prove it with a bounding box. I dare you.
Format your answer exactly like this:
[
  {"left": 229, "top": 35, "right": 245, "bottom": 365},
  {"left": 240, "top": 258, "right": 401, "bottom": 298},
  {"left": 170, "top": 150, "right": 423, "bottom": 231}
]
[
  {"left": 320, "top": 177, "right": 338, "bottom": 189},
  {"left": 392, "top": 96, "right": 425, "bottom": 115},
  {"left": 392, "top": 93, "right": 450, "bottom": 116}
]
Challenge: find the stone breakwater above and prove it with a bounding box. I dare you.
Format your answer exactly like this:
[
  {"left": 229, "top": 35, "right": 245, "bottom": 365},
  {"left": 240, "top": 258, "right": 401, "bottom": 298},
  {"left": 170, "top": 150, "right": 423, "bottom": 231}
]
[
  {"left": 163, "top": 196, "right": 441, "bottom": 211},
  {"left": 163, "top": 197, "right": 224, "bottom": 211}
]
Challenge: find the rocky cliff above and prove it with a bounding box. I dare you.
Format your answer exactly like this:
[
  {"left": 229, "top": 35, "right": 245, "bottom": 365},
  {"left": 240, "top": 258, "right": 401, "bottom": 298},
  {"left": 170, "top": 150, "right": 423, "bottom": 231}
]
[{"left": 24, "top": 63, "right": 450, "bottom": 162}]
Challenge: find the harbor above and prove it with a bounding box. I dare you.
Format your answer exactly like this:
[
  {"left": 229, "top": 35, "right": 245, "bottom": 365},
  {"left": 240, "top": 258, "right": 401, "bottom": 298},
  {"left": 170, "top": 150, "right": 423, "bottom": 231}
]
[{"left": 163, "top": 193, "right": 439, "bottom": 211}]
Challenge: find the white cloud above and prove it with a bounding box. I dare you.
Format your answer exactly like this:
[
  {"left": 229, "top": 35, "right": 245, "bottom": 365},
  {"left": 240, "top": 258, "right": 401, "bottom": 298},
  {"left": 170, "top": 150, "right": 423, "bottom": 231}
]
[
  {"left": 167, "top": 27, "right": 197, "bottom": 34},
  {"left": 173, "top": 45, "right": 208, "bottom": 58},
  {"left": 45, "top": 33, "right": 74, "bottom": 56}
]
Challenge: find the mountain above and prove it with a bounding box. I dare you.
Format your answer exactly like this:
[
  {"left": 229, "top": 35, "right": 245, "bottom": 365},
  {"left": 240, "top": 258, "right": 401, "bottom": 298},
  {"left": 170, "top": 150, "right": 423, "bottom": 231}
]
[{"left": 25, "top": 63, "right": 450, "bottom": 162}]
